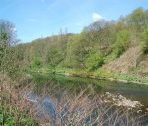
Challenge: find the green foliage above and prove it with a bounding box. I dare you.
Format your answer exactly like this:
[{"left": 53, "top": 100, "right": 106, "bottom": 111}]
[
  {"left": 64, "top": 35, "right": 80, "bottom": 68},
  {"left": 1, "top": 10, "right": 148, "bottom": 126},
  {"left": 0, "top": 20, "right": 21, "bottom": 79},
  {"left": 31, "top": 72, "right": 49, "bottom": 85},
  {"left": 31, "top": 57, "right": 42, "bottom": 68},
  {"left": 85, "top": 50, "right": 104, "bottom": 71},
  {"left": 112, "top": 30, "right": 130, "bottom": 57},
  {"left": 0, "top": 106, "right": 37, "bottom": 126},
  {"left": 45, "top": 48, "right": 63, "bottom": 67},
  {"left": 141, "top": 28, "right": 148, "bottom": 54},
  {"left": 4, "top": 7, "right": 147, "bottom": 79},
  {"left": 127, "top": 7, "right": 146, "bottom": 30}
]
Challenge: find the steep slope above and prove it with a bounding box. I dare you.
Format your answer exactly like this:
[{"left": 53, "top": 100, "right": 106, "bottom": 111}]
[
  {"left": 136, "top": 55, "right": 148, "bottom": 76},
  {"left": 103, "top": 46, "right": 142, "bottom": 74}
]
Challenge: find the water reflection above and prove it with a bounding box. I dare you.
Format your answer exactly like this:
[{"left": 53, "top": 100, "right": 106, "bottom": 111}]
[
  {"left": 30, "top": 72, "right": 148, "bottom": 112},
  {"left": 24, "top": 72, "right": 148, "bottom": 125}
]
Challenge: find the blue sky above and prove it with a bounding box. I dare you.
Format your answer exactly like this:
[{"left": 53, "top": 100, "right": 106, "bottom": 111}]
[{"left": 0, "top": 0, "right": 148, "bottom": 42}]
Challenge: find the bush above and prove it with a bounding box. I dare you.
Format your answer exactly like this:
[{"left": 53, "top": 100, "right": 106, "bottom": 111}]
[
  {"left": 112, "top": 30, "right": 130, "bottom": 57},
  {"left": 141, "top": 28, "right": 148, "bottom": 54},
  {"left": 31, "top": 57, "right": 42, "bottom": 68},
  {"left": 85, "top": 51, "right": 104, "bottom": 71}
]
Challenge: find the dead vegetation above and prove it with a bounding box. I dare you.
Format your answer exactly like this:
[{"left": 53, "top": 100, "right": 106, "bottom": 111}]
[
  {"left": 103, "top": 46, "right": 142, "bottom": 74},
  {"left": 1, "top": 74, "right": 148, "bottom": 126}
]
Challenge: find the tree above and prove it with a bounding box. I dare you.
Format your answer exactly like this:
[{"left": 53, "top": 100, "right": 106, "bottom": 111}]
[
  {"left": 112, "top": 30, "right": 130, "bottom": 57},
  {"left": 83, "top": 20, "right": 116, "bottom": 55},
  {"left": 85, "top": 50, "right": 104, "bottom": 71},
  {"left": 127, "top": 8, "right": 145, "bottom": 31},
  {"left": 0, "top": 20, "right": 19, "bottom": 77},
  {"left": 45, "top": 47, "right": 63, "bottom": 73},
  {"left": 0, "top": 20, "right": 17, "bottom": 46},
  {"left": 141, "top": 28, "right": 148, "bottom": 54},
  {"left": 64, "top": 34, "right": 80, "bottom": 68}
]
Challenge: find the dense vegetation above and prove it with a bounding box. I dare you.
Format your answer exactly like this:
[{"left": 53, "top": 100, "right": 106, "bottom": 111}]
[
  {"left": 0, "top": 20, "right": 36, "bottom": 125},
  {"left": 0, "top": 7, "right": 148, "bottom": 126},
  {"left": 15, "top": 8, "right": 148, "bottom": 77}
]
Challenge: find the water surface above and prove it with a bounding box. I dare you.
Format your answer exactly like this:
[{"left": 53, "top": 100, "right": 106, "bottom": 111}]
[{"left": 30, "top": 72, "right": 148, "bottom": 110}]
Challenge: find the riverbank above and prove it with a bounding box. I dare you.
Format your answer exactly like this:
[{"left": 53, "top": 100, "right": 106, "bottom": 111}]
[
  {"left": 1, "top": 71, "right": 148, "bottom": 126},
  {"left": 28, "top": 66, "right": 148, "bottom": 85},
  {"left": 0, "top": 74, "right": 38, "bottom": 126}
]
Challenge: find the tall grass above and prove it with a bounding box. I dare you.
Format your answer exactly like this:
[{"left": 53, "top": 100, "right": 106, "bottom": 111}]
[
  {"left": 0, "top": 74, "right": 38, "bottom": 126},
  {"left": 30, "top": 90, "right": 147, "bottom": 126},
  {"left": 1, "top": 74, "right": 147, "bottom": 126}
]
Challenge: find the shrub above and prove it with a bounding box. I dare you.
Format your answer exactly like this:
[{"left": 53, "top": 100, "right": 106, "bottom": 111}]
[
  {"left": 85, "top": 51, "right": 104, "bottom": 71},
  {"left": 113, "top": 30, "right": 130, "bottom": 57},
  {"left": 141, "top": 28, "right": 148, "bottom": 54},
  {"left": 31, "top": 57, "right": 42, "bottom": 68},
  {"left": 0, "top": 106, "right": 37, "bottom": 126}
]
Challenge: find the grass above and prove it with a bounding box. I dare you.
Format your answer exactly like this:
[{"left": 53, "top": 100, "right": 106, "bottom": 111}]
[
  {"left": 30, "top": 90, "right": 146, "bottom": 126},
  {"left": 27, "top": 65, "right": 148, "bottom": 85},
  {"left": 1, "top": 73, "right": 148, "bottom": 126},
  {"left": 0, "top": 74, "right": 38, "bottom": 126},
  {"left": 2, "top": 67, "right": 147, "bottom": 126},
  {"left": 0, "top": 106, "right": 37, "bottom": 126}
]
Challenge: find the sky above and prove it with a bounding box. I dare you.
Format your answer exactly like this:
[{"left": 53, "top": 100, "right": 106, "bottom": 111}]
[{"left": 0, "top": 0, "right": 148, "bottom": 43}]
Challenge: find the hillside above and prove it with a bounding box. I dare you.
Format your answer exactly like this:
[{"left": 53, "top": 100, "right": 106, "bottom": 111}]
[
  {"left": 103, "top": 46, "right": 142, "bottom": 74},
  {"left": 13, "top": 7, "right": 148, "bottom": 84},
  {"left": 136, "top": 54, "right": 148, "bottom": 76},
  {"left": 1, "top": 3, "right": 148, "bottom": 126}
]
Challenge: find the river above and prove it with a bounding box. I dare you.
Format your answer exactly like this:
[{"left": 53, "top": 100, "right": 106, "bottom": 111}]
[{"left": 24, "top": 72, "right": 148, "bottom": 125}]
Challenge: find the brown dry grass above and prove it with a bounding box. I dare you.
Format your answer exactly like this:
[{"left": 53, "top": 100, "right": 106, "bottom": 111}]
[{"left": 1, "top": 74, "right": 147, "bottom": 126}]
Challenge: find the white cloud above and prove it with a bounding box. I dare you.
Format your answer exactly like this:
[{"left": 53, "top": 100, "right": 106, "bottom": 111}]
[{"left": 92, "top": 12, "right": 103, "bottom": 22}]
